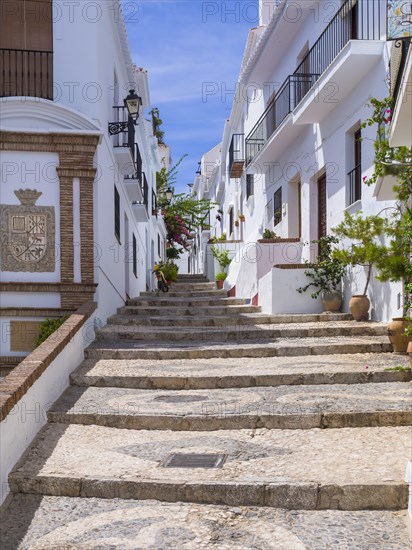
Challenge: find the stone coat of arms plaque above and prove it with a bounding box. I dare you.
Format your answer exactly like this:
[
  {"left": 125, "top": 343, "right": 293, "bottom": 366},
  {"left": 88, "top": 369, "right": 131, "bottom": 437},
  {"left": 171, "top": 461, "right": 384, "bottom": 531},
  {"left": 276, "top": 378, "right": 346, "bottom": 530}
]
[{"left": 0, "top": 189, "right": 55, "bottom": 272}]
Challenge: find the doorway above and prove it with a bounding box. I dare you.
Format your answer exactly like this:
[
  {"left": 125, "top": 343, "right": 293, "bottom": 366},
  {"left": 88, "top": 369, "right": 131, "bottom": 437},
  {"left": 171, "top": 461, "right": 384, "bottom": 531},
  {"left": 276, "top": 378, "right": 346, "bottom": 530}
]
[
  {"left": 317, "top": 173, "right": 327, "bottom": 241},
  {"left": 124, "top": 214, "right": 130, "bottom": 298},
  {"left": 288, "top": 178, "right": 302, "bottom": 239}
]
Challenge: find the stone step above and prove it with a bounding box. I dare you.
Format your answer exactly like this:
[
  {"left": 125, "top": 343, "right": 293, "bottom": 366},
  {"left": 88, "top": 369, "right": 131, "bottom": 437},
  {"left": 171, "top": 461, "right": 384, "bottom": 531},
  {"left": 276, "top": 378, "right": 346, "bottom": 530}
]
[
  {"left": 126, "top": 297, "right": 246, "bottom": 307},
  {"left": 96, "top": 322, "right": 388, "bottom": 343},
  {"left": 71, "top": 353, "right": 412, "bottom": 390},
  {"left": 85, "top": 336, "right": 393, "bottom": 360},
  {"left": 48, "top": 382, "right": 412, "bottom": 431},
  {"left": 177, "top": 274, "right": 208, "bottom": 278},
  {"left": 117, "top": 304, "right": 262, "bottom": 316},
  {"left": 140, "top": 289, "right": 226, "bottom": 297},
  {"left": 10, "top": 423, "right": 409, "bottom": 510},
  {"left": 1, "top": 494, "right": 409, "bottom": 550},
  {"left": 108, "top": 312, "right": 353, "bottom": 327}
]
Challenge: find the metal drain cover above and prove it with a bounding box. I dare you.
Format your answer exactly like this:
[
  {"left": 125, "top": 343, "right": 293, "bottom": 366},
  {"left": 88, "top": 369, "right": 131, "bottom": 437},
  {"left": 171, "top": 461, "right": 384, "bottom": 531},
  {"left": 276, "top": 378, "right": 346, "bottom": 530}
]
[
  {"left": 161, "top": 453, "right": 227, "bottom": 469},
  {"left": 154, "top": 395, "right": 208, "bottom": 403}
]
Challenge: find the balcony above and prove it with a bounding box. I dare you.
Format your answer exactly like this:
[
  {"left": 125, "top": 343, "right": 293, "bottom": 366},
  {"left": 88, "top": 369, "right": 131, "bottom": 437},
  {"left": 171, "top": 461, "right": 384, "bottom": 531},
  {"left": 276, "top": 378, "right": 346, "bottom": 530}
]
[
  {"left": 132, "top": 172, "right": 149, "bottom": 222},
  {"left": 246, "top": 0, "right": 383, "bottom": 164},
  {"left": 0, "top": 48, "right": 53, "bottom": 99},
  {"left": 109, "top": 106, "right": 136, "bottom": 176},
  {"left": 246, "top": 74, "right": 319, "bottom": 164},
  {"left": 228, "top": 134, "right": 245, "bottom": 178},
  {"left": 124, "top": 173, "right": 143, "bottom": 203}
]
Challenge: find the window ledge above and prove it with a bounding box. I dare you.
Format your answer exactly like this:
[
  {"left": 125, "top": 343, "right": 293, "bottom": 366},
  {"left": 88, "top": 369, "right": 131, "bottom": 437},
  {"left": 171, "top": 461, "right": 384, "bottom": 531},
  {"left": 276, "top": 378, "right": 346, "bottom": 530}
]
[{"left": 345, "top": 200, "right": 362, "bottom": 214}]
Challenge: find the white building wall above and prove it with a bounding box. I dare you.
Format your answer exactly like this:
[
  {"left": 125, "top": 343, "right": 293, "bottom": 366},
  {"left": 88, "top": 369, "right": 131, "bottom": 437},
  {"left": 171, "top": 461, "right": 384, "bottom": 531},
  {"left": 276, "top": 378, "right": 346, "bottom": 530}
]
[{"left": 200, "top": 0, "right": 401, "bottom": 321}]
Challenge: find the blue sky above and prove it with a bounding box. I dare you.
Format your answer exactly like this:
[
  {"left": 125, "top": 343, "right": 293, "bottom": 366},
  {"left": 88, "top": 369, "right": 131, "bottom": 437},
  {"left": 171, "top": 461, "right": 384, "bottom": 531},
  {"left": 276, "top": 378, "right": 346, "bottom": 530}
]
[{"left": 125, "top": 0, "right": 258, "bottom": 193}]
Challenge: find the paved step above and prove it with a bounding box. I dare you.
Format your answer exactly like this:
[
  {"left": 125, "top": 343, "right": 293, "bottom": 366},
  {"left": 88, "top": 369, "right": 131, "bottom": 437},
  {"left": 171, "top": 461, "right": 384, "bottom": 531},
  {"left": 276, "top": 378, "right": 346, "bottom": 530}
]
[
  {"left": 10, "top": 423, "right": 409, "bottom": 509},
  {"left": 126, "top": 297, "right": 247, "bottom": 307},
  {"left": 118, "top": 304, "right": 262, "bottom": 316},
  {"left": 140, "top": 289, "right": 227, "bottom": 297},
  {"left": 108, "top": 312, "right": 353, "bottom": 327},
  {"left": 96, "top": 321, "right": 388, "bottom": 343},
  {"left": 1, "top": 494, "right": 410, "bottom": 550},
  {"left": 85, "top": 336, "right": 393, "bottom": 360},
  {"left": 71, "top": 353, "right": 412, "bottom": 390},
  {"left": 48, "top": 382, "right": 412, "bottom": 431}
]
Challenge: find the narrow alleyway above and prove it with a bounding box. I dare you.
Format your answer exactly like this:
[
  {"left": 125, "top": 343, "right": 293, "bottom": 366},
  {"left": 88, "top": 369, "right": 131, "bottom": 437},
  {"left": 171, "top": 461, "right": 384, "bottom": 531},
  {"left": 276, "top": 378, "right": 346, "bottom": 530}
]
[{"left": 1, "top": 275, "right": 411, "bottom": 548}]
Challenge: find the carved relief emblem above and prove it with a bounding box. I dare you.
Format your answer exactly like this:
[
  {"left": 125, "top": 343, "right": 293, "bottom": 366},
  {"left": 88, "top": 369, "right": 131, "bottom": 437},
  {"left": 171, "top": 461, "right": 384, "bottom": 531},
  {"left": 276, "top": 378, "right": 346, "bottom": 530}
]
[{"left": 0, "top": 189, "right": 55, "bottom": 272}]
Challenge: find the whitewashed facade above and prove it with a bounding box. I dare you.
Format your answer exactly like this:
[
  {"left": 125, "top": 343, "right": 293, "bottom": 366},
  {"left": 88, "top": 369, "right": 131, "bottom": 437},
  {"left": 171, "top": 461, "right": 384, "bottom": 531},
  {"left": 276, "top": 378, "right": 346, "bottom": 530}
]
[
  {"left": 193, "top": 0, "right": 405, "bottom": 322},
  {"left": 0, "top": 0, "right": 166, "bottom": 363}
]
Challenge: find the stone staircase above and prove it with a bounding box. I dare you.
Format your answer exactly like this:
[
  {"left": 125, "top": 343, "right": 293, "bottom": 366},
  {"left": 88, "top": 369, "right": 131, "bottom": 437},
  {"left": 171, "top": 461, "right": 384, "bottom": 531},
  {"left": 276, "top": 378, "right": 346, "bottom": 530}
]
[{"left": 1, "top": 274, "right": 411, "bottom": 548}]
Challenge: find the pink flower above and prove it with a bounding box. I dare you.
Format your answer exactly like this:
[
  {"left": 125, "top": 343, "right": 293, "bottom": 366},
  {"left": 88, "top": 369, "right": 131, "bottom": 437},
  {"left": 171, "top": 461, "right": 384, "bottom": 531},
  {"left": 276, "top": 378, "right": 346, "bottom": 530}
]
[
  {"left": 363, "top": 176, "right": 367, "bottom": 182},
  {"left": 365, "top": 365, "right": 369, "bottom": 369}
]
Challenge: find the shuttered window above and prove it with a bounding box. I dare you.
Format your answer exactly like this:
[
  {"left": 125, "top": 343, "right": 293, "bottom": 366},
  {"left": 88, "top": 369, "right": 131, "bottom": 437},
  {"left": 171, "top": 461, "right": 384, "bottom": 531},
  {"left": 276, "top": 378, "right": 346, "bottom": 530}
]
[
  {"left": 246, "top": 174, "right": 254, "bottom": 199},
  {"left": 274, "top": 187, "right": 282, "bottom": 226},
  {"left": 0, "top": 0, "right": 53, "bottom": 98},
  {"left": 133, "top": 233, "right": 137, "bottom": 277},
  {"left": 114, "top": 186, "right": 121, "bottom": 242}
]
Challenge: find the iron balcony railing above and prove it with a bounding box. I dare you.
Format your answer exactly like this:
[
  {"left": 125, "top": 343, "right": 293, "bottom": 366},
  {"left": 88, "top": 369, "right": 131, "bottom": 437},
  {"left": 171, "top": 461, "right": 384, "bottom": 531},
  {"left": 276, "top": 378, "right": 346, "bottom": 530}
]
[
  {"left": 245, "top": 0, "right": 382, "bottom": 165},
  {"left": 152, "top": 190, "right": 158, "bottom": 217},
  {"left": 246, "top": 74, "right": 319, "bottom": 164},
  {"left": 228, "top": 134, "right": 245, "bottom": 177},
  {"left": 347, "top": 163, "right": 362, "bottom": 205},
  {"left": 0, "top": 48, "right": 53, "bottom": 99},
  {"left": 141, "top": 172, "right": 149, "bottom": 212},
  {"left": 112, "top": 106, "right": 135, "bottom": 150}
]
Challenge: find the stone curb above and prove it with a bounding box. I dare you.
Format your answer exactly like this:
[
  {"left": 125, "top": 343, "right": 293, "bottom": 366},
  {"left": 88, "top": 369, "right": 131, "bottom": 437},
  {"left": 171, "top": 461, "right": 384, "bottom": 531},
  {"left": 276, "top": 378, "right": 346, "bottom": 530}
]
[
  {"left": 85, "top": 341, "right": 393, "bottom": 360},
  {"left": 70, "top": 368, "right": 411, "bottom": 390},
  {"left": 47, "top": 409, "right": 412, "bottom": 432},
  {"left": 0, "top": 302, "right": 96, "bottom": 422},
  {"left": 8, "top": 474, "right": 408, "bottom": 510}
]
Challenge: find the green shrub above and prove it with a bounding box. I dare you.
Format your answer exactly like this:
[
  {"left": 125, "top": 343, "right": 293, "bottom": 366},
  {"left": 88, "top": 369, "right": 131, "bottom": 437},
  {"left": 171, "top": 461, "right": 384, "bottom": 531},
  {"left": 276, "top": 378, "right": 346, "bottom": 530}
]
[
  {"left": 215, "top": 272, "right": 227, "bottom": 281},
  {"left": 36, "top": 317, "right": 68, "bottom": 346},
  {"left": 210, "top": 246, "right": 232, "bottom": 271},
  {"left": 263, "top": 229, "right": 276, "bottom": 239},
  {"left": 166, "top": 247, "right": 181, "bottom": 260},
  {"left": 162, "top": 261, "right": 179, "bottom": 282}
]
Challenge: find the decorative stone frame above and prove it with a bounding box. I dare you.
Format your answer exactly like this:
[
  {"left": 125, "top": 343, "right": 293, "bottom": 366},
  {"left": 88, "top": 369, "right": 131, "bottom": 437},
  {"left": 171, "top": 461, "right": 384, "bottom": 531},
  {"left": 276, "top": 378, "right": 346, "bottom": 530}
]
[{"left": 0, "top": 132, "right": 100, "bottom": 308}]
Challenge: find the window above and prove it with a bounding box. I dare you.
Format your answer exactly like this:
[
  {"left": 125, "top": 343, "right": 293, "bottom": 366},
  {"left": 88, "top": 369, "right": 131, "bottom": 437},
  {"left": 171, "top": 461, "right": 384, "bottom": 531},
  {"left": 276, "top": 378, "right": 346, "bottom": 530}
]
[
  {"left": 157, "top": 234, "right": 161, "bottom": 256},
  {"left": 274, "top": 187, "right": 282, "bottom": 226},
  {"left": 348, "top": 128, "right": 362, "bottom": 205},
  {"left": 246, "top": 174, "right": 254, "bottom": 199},
  {"left": 229, "top": 207, "right": 234, "bottom": 236},
  {"left": 132, "top": 233, "right": 137, "bottom": 277},
  {"left": 114, "top": 186, "right": 120, "bottom": 242},
  {"left": 135, "top": 143, "right": 142, "bottom": 180},
  {"left": 0, "top": 0, "right": 53, "bottom": 99}
]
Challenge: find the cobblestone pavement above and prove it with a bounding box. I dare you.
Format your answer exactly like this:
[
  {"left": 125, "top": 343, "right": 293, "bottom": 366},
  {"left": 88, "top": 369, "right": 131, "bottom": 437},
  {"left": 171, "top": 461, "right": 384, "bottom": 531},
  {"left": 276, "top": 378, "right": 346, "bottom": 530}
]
[
  {"left": 48, "top": 381, "right": 412, "bottom": 430},
  {"left": 4, "top": 278, "right": 412, "bottom": 548},
  {"left": 0, "top": 495, "right": 410, "bottom": 550},
  {"left": 72, "top": 353, "right": 411, "bottom": 391},
  {"left": 10, "top": 423, "right": 410, "bottom": 489}
]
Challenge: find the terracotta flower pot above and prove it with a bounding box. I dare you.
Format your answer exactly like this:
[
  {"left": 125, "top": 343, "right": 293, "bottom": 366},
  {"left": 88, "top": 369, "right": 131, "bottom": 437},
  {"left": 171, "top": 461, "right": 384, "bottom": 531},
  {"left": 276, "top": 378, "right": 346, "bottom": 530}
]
[
  {"left": 349, "top": 295, "right": 370, "bottom": 321},
  {"left": 166, "top": 280, "right": 173, "bottom": 286},
  {"left": 321, "top": 289, "right": 342, "bottom": 313},
  {"left": 388, "top": 317, "right": 411, "bottom": 354},
  {"left": 216, "top": 280, "right": 224, "bottom": 289},
  {"left": 408, "top": 341, "right": 412, "bottom": 369}
]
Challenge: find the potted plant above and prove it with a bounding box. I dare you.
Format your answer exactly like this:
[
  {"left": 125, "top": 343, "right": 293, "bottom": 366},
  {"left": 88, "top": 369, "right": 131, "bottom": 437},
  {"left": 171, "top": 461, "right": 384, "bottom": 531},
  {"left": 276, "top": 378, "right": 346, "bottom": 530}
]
[
  {"left": 361, "top": 96, "right": 412, "bottom": 350},
  {"left": 332, "top": 212, "right": 388, "bottom": 321},
  {"left": 239, "top": 214, "right": 245, "bottom": 222},
  {"left": 161, "top": 261, "right": 179, "bottom": 286},
  {"left": 375, "top": 209, "right": 412, "bottom": 352},
  {"left": 211, "top": 245, "right": 232, "bottom": 288},
  {"left": 297, "top": 236, "right": 345, "bottom": 312},
  {"left": 215, "top": 272, "right": 227, "bottom": 289},
  {"left": 235, "top": 220, "right": 239, "bottom": 227}
]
